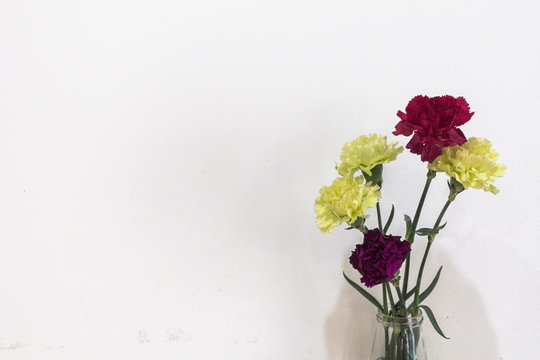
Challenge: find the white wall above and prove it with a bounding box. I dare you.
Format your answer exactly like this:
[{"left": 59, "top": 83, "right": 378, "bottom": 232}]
[{"left": 1, "top": 0, "right": 539, "bottom": 359}]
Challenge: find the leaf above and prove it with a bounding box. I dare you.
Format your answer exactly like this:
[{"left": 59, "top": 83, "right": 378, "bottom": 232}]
[
  {"left": 416, "top": 222, "right": 448, "bottom": 236},
  {"left": 348, "top": 217, "right": 366, "bottom": 232},
  {"left": 418, "top": 266, "right": 443, "bottom": 304},
  {"left": 404, "top": 214, "right": 412, "bottom": 237},
  {"left": 419, "top": 305, "right": 449, "bottom": 339},
  {"left": 405, "top": 285, "right": 417, "bottom": 301},
  {"left": 417, "top": 222, "right": 448, "bottom": 239},
  {"left": 407, "top": 266, "right": 443, "bottom": 312},
  {"left": 343, "top": 272, "right": 383, "bottom": 312},
  {"left": 383, "top": 204, "right": 395, "bottom": 234},
  {"left": 415, "top": 227, "right": 439, "bottom": 236}
]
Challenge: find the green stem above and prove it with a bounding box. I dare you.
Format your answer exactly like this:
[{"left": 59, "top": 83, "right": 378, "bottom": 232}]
[
  {"left": 383, "top": 285, "right": 390, "bottom": 359},
  {"left": 412, "top": 198, "right": 453, "bottom": 315},
  {"left": 402, "top": 171, "right": 436, "bottom": 299},
  {"left": 396, "top": 333, "right": 402, "bottom": 360},
  {"left": 382, "top": 283, "right": 390, "bottom": 358},
  {"left": 384, "top": 283, "right": 402, "bottom": 359},
  {"left": 383, "top": 282, "right": 388, "bottom": 315},
  {"left": 411, "top": 241, "right": 431, "bottom": 317},
  {"left": 401, "top": 253, "right": 411, "bottom": 309},
  {"left": 408, "top": 172, "right": 436, "bottom": 242},
  {"left": 389, "top": 332, "right": 396, "bottom": 360},
  {"left": 385, "top": 283, "right": 397, "bottom": 316},
  {"left": 394, "top": 286, "right": 407, "bottom": 317},
  {"left": 376, "top": 202, "right": 384, "bottom": 231},
  {"left": 385, "top": 329, "right": 390, "bottom": 360},
  {"left": 384, "top": 326, "right": 390, "bottom": 359}
]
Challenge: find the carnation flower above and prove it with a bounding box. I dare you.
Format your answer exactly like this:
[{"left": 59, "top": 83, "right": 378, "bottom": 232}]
[
  {"left": 314, "top": 176, "right": 380, "bottom": 233},
  {"left": 428, "top": 137, "right": 506, "bottom": 194},
  {"left": 336, "top": 134, "right": 404, "bottom": 178},
  {"left": 394, "top": 95, "right": 474, "bottom": 163},
  {"left": 349, "top": 228, "right": 411, "bottom": 288}
]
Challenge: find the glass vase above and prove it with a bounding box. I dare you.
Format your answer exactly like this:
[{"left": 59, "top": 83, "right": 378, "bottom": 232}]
[{"left": 368, "top": 309, "right": 426, "bottom": 360}]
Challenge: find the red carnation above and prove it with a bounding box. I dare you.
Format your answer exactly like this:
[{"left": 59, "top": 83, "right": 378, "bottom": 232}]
[{"left": 393, "top": 95, "right": 474, "bottom": 163}]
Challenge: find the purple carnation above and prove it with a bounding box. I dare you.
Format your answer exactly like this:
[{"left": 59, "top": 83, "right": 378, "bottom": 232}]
[{"left": 349, "top": 228, "right": 411, "bottom": 288}]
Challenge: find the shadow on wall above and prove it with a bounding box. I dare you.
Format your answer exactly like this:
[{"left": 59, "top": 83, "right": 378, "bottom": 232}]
[{"left": 325, "top": 250, "right": 499, "bottom": 360}]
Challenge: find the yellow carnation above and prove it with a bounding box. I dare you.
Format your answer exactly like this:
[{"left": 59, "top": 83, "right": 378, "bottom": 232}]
[
  {"left": 428, "top": 137, "right": 506, "bottom": 194},
  {"left": 314, "top": 176, "right": 381, "bottom": 233},
  {"left": 336, "top": 134, "right": 404, "bottom": 177}
]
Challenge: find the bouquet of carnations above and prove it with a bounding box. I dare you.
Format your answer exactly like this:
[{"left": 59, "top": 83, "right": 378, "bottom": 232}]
[{"left": 314, "top": 95, "right": 506, "bottom": 360}]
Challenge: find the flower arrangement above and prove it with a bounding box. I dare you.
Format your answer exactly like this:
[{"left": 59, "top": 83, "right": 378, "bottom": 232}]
[{"left": 314, "top": 95, "right": 506, "bottom": 359}]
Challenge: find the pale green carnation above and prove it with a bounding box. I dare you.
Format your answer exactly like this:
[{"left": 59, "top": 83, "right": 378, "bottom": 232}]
[
  {"left": 428, "top": 137, "right": 506, "bottom": 194},
  {"left": 336, "top": 134, "right": 404, "bottom": 177},
  {"left": 314, "top": 176, "right": 380, "bottom": 233}
]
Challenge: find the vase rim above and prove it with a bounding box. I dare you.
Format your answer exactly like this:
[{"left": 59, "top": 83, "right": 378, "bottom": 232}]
[{"left": 376, "top": 309, "right": 424, "bottom": 327}]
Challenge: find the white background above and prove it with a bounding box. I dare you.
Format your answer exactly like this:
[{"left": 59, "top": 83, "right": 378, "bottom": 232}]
[{"left": 1, "top": 0, "right": 539, "bottom": 359}]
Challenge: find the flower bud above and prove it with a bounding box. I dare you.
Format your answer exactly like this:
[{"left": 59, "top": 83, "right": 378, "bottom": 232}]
[
  {"left": 448, "top": 177, "right": 465, "bottom": 200},
  {"left": 362, "top": 164, "right": 383, "bottom": 187}
]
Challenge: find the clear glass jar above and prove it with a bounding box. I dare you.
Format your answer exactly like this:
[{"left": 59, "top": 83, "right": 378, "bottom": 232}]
[{"left": 368, "top": 309, "right": 427, "bottom": 360}]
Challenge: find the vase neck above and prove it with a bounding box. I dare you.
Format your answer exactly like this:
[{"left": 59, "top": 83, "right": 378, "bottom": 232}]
[{"left": 376, "top": 310, "right": 424, "bottom": 328}]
